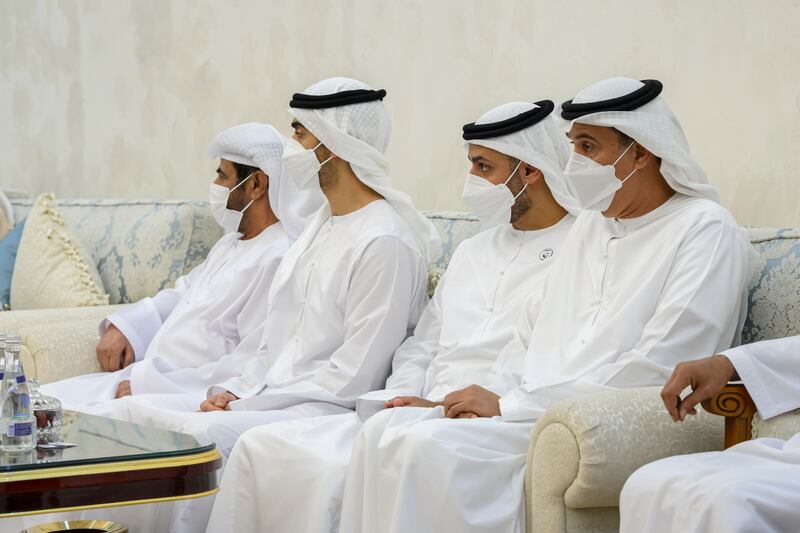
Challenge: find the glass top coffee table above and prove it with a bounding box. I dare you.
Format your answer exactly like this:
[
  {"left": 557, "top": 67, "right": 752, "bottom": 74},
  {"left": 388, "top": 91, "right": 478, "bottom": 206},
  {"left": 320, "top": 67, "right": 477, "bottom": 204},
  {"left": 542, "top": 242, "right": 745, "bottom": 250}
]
[{"left": 0, "top": 410, "right": 221, "bottom": 518}]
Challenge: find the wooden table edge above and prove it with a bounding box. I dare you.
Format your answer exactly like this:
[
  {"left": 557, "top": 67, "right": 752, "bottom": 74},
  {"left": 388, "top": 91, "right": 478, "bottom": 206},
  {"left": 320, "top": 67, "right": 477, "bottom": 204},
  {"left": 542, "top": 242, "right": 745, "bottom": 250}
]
[
  {"left": 0, "top": 448, "right": 222, "bottom": 517},
  {"left": 0, "top": 448, "right": 221, "bottom": 483}
]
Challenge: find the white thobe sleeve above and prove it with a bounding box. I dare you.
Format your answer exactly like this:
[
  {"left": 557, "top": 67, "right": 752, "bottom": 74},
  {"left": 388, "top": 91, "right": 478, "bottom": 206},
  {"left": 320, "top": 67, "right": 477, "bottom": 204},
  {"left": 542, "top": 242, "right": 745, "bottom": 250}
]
[
  {"left": 128, "top": 256, "right": 281, "bottom": 396},
  {"left": 104, "top": 259, "right": 205, "bottom": 361},
  {"left": 214, "top": 351, "right": 270, "bottom": 400},
  {"left": 355, "top": 269, "right": 447, "bottom": 419},
  {"left": 722, "top": 336, "right": 800, "bottom": 420},
  {"left": 500, "top": 218, "right": 752, "bottom": 422},
  {"left": 229, "top": 236, "right": 424, "bottom": 411}
]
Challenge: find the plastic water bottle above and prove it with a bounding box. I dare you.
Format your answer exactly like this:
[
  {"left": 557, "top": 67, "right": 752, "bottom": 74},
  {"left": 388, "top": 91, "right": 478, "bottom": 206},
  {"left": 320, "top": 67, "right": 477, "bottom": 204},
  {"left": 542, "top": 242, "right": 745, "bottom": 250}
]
[{"left": 1, "top": 336, "right": 35, "bottom": 452}]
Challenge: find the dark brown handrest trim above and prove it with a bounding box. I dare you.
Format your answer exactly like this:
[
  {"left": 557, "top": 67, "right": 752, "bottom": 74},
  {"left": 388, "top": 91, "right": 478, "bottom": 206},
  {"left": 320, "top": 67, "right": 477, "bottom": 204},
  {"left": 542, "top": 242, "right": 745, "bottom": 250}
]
[{"left": 701, "top": 383, "right": 757, "bottom": 449}]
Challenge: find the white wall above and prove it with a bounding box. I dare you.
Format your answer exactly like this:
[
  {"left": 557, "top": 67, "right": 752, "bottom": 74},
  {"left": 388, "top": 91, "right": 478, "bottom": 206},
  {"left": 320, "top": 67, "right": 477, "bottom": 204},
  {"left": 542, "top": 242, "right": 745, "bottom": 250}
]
[{"left": 2, "top": 0, "right": 799, "bottom": 226}]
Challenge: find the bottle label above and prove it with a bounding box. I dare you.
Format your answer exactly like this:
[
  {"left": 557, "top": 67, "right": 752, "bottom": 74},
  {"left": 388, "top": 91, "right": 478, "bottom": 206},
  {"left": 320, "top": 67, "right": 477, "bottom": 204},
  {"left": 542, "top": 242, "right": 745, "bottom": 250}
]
[
  {"left": 6, "top": 422, "right": 33, "bottom": 437},
  {"left": 15, "top": 375, "right": 25, "bottom": 384}
]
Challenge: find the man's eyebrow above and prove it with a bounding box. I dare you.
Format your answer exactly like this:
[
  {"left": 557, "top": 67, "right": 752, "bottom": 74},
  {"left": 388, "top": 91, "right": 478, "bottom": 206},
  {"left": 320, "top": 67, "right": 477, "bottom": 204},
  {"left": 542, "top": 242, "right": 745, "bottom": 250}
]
[
  {"left": 468, "top": 156, "right": 489, "bottom": 163},
  {"left": 291, "top": 120, "right": 302, "bottom": 129},
  {"left": 572, "top": 132, "right": 599, "bottom": 143}
]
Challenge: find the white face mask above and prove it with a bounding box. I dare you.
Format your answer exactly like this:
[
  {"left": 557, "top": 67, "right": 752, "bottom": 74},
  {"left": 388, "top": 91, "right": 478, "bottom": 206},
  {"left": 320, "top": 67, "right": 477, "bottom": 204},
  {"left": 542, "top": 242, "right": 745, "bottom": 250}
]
[
  {"left": 563, "top": 141, "right": 637, "bottom": 212},
  {"left": 461, "top": 160, "right": 527, "bottom": 231},
  {"left": 208, "top": 172, "right": 255, "bottom": 234},
  {"left": 281, "top": 137, "right": 334, "bottom": 192}
]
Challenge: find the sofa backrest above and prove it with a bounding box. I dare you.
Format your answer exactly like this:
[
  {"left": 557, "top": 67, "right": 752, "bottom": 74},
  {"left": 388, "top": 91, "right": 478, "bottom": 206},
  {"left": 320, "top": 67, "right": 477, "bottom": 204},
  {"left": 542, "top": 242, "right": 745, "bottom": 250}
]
[
  {"left": 421, "top": 211, "right": 481, "bottom": 269},
  {"left": 9, "top": 200, "right": 485, "bottom": 305},
  {"left": 11, "top": 199, "right": 223, "bottom": 304},
  {"left": 9, "top": 199, "right": 800, "bottom": 346},
  {"left": 741, "top": 227, "right": 800, "bottom": 344}
]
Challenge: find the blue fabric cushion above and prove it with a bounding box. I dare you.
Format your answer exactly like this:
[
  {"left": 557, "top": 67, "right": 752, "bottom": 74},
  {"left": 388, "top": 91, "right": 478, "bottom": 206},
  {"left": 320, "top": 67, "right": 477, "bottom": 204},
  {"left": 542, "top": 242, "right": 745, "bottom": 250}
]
[{"left": 0, "top": 219, "right": 26, "bottom": 307}]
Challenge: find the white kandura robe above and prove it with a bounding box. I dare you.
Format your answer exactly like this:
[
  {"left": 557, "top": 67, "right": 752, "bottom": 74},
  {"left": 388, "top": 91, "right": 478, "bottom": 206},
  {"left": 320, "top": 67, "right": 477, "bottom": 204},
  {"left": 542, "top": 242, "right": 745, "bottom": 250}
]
[
  {"left": 64, "top": 199, "right": 428, "bottom": 533},
  {"left": 620, "top": 335, "right": 800, "bottom": 533},
  {"left": 205, "top": 215, "right": 575, "bottom": 533},
  {"left": 6, "top": 225, "right": 291, "bottom": 533},
  {"left": 339, "top": 193, "right": 755, "bottom": 533},
  {"left": 40, "top": 224, "right": 291, "bottom": 407}
]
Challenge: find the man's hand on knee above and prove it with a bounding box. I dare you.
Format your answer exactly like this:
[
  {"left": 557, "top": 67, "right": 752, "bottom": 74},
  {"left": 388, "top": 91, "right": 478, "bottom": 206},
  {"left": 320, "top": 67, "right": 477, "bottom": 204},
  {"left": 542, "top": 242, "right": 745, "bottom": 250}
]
[
  {"left": 200, "top": 391, "right": 239, "bottom": 412},
  {"left": 115, "top": 379, "right": 132, "bottom": 398},
  {"left": 384, "top": 396, "right": 442, "bottom": 409},
  {"left": 443, "top": 385, "right": 501, "bottom": 419}
]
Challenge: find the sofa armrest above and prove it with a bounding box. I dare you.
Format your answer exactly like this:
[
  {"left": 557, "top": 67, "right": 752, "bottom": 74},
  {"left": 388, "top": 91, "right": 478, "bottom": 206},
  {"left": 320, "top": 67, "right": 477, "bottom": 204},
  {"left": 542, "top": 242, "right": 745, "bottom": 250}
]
[
  {"left": 0, "top": 305, "right": 130, "bottom": 383},
  {"left": 0, "top": 305, "right": 127, "bottom": 332},
  {"left": 753, "top": 410, "right": 800, "bottom": 441},
  {"left": 525, "top": 387, "right": 723, "bottom": 533}
]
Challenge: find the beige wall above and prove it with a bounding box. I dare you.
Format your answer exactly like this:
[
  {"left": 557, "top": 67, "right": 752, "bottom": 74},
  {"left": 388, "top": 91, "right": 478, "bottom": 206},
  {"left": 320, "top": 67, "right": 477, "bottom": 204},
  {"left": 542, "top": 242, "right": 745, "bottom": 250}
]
[{"left": 2, "top": 0, "right": 799, "bottom": 226}]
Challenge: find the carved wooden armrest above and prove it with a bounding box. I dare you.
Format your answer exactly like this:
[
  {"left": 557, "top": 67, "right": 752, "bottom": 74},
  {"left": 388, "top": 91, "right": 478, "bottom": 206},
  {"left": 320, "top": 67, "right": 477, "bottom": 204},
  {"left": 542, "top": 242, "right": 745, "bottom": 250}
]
[{"left": 701, "top": 383, "right": 757, "bottom": 449}]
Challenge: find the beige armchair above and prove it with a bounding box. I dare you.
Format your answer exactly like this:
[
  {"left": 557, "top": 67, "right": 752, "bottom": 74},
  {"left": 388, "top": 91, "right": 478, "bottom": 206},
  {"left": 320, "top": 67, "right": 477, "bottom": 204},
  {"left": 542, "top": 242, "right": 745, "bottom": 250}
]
[{"left": 525, "top": 387, "right": 724, "bottom": 533}]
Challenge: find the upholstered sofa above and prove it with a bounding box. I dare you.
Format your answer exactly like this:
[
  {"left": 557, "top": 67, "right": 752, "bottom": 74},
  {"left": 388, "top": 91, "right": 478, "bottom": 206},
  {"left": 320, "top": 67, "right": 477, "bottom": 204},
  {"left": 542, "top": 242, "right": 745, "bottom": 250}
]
[
  {"left": 0, "top": 198, "right": 798, "bottom": 533},
  {"left": 0, "top": 198, "right": 479, "bottom": 382}
]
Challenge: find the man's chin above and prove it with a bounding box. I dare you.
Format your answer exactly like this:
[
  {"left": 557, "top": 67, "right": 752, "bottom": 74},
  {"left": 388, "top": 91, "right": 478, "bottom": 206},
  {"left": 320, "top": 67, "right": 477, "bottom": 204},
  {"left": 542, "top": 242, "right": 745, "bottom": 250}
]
[{"left": 510, "top": 205, "right": 531, "bottom": 224}]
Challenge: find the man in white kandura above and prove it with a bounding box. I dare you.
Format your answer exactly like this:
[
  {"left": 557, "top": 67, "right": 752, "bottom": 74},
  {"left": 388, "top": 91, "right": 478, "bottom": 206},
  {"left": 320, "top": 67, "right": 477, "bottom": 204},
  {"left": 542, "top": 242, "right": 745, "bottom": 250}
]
[
  {"left": 620, "top": 334, "right": 800, "bottom": 533},
  {"left": 337, "top": 77, "right": 756, "bottom": 533},
  {"left": 41, "top": 122, "right": 322, "bottom": 407},
  {"left": 82, "top": 77, "right": 436, "bottom": 533},
  {"left": 204, "top": 99, "right": 580, "bottom": 533}
]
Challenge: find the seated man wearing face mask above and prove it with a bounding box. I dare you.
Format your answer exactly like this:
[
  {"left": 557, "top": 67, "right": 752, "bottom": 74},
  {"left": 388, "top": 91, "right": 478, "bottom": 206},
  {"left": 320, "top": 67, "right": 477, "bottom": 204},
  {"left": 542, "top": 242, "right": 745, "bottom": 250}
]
[
  {"left": 68, "top": 78, "right": 434, "bottom": 533},
  {"left": 337, "top": 77, "right": 756, "bottom": 533},
  {"left": 41, "top": 123, "right": 321, "bottom": 407},
  {"left": 204, "top": 99, "right": 578, "bottom": 533}
]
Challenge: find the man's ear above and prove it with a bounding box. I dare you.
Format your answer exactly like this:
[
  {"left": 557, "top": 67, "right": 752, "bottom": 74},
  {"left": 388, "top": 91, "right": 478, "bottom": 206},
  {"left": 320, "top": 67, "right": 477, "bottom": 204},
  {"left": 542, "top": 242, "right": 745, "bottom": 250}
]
[
  {"left": 521, "top": 164, "right": 544, "bottom": 186},
  {"left": 632, "top": 144, "right": 654, "bottom": 170},
  {"left": 250, "top": 170, "right": 269, "bottom": 200}
]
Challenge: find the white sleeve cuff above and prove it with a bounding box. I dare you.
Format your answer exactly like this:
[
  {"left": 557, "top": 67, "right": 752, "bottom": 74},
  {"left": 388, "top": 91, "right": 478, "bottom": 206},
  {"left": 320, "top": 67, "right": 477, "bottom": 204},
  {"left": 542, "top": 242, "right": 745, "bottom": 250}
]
[
  {"left": 499, "top": 388, "right": 543, "bottom": 422},
  {"left": 723, "top": 345, "right": 780, "bottom": 419},
  {"left": 210, "top": 378, "right": 264, "bottom": 401},
  {"left": 355, "top": 389, "right": 407, "bottom": 421}
]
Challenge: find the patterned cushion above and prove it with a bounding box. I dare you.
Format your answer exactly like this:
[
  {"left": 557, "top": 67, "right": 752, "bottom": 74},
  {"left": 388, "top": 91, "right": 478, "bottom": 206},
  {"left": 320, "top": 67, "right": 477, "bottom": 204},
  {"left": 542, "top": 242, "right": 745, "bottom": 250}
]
[{"left": 11, "top": 194, "right": 108, "bottom": 310}]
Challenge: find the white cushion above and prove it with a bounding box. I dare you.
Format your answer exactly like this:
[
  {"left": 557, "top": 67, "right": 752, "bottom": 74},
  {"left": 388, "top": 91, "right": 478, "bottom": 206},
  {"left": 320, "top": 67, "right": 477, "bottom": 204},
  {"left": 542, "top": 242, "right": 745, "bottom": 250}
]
[{"left": 10, "top": 193, "right": 109, "bottom": 310}]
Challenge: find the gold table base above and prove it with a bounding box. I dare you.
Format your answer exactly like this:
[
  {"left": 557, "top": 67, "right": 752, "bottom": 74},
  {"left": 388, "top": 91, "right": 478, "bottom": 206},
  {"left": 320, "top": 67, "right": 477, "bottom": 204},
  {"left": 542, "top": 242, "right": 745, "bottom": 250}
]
[{"left": 22, "top": 520, "right": 127, "bottom": 533}]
